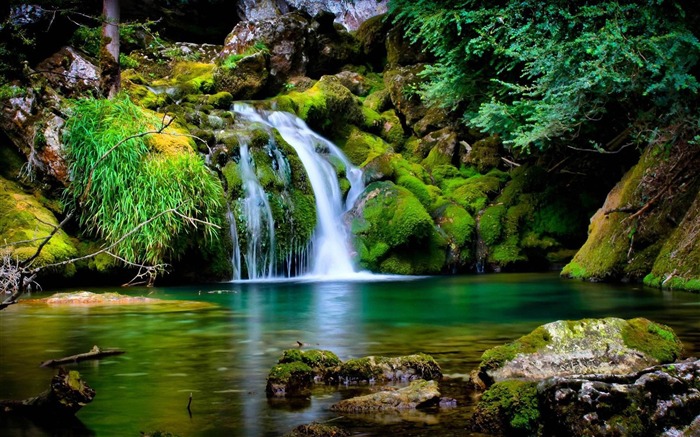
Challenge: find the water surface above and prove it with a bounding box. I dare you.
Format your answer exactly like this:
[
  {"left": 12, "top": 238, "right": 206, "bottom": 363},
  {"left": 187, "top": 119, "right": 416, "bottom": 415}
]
[{"left": 1, "top": 273, "right": 699, "bottom": 436}]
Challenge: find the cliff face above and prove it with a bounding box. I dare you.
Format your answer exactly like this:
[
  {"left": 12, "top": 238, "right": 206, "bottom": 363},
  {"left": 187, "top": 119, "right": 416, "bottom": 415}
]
[
  {"left": 236, "top": 0, "right": 388, "bottom": 30},
  {"left": 563, "top": 138, "right": 700, "bottom": 291}
]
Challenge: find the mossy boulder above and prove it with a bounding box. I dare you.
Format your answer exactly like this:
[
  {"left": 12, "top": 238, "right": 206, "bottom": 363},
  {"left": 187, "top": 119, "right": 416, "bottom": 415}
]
[
  {"left": 277, "top": 349, "right": 342, "bottom": 383},
  {"left": 337, "top": 126, "right": 391, "bottom": 166},
  {"left": 420, "top": 128, "right": 460, "bottom": 170},
  {"left": 384, "top": 65, "right": 428, "bottom": 126},
  {"left": 266, "top": 361, "right": 314, "bottom": 398},
  {"left": 338, "top": 353, "right": 442, "bottom": 384},
  {"left": 348, "top": 181, "right": 445, "bottom": 274},
  {"left": 472, "top": 380, "right": 540, "bottom": 436},
  {"left": 354, "top": 13, "right": 391, "bottom": 70},
  {"left": 213, "top": 51, "right": 269, "bottom": 99},
  {"left": 330, "top": 379, "right": 440, "bottom": 413},
  {"left": 0, "top": 177, "right": 78, "bottom": 278},
  {"left": 471, "top": 317, "right": 683, "bottom": 389},
  {"left": 461, "top": 135, "right": 502, "bottom": 173},
  {"left": 282, "top": 75, "right": 363, "bottom": 135}
]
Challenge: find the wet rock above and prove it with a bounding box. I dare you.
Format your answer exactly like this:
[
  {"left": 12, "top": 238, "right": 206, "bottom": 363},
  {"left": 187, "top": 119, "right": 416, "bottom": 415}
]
[
  {"left": 334, "top": 71, "right": 371, "bottom": 97},
  {"left": 384, "top": 66, "right": 428, "bottom": 126},
  {"left": 283, "top": 422, "right": 350, "bottom": 437},
  {"left": 461, "top": 135, "right": 502, "bottom": 173},
  {"left": 213, "top": 51, "right": 270, "bottom": 99},
  {"left": 330, "top": 379, "right": 440, "bottom": 413},
  {"left": 355, "top": 14, "right": 391, "bottom": 70},
  {"left": 419, "top": 127, "right": 459, "bottom": 170},
  {"left": 35, "top": 46, "right": 100, "bottom": 97},
  {"left": 338, "top": 353, "right": 442, "bottom": 384},
  {"left": 538, "top": 359, "right": 700, "bottom": 436},
  {"left": 220, "top": 11, "right": 360, "bottom": 93},
  {"left": 471, "top": 317, "right": 683, "bottom": 390}
]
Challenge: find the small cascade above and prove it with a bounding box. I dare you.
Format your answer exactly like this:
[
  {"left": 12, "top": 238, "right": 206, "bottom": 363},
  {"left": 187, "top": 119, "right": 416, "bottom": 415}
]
[
  {"left": 237, "top": 141, "right": 276, "bottom": 280},
  {"left": 232, "top": 104, "right": 364, "bottom": 279},
  {"left": 226, "top": 206, "right": 242, "bottom": 281}
]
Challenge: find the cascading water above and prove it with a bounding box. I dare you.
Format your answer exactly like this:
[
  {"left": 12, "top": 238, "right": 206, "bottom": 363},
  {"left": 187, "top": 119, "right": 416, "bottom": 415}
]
[
  {"left": 226, "top": 206, "right": 242, "bottom": 280},
  {"left": 232, "top": 104, "right": 364, "bottom": 279},
  {"left": 237, "top": 140, "right": 276, "bottom": 280}
]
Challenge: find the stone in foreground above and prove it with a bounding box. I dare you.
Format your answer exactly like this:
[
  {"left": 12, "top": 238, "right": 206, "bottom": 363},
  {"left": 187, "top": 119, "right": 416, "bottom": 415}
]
[
  {"left": 330, "top": 379, "right": 440, "bottom": 413},
  {"left": 472, "top": 317, "right": 683, "bottom": 389}
]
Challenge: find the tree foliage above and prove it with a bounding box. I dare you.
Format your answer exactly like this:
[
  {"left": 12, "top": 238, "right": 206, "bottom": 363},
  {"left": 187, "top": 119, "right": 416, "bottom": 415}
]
[{"left": 388, "top": 0, "right": 700, "bottom": 152}]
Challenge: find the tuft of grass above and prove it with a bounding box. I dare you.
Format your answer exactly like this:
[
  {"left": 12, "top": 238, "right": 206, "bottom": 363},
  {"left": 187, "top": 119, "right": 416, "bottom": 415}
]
[{"left": 63, "top": 94, "right": 224, "bottom": 267}]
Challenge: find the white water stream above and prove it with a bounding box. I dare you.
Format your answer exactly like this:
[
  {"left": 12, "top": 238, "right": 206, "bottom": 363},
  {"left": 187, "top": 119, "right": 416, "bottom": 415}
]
[{"left": 230, "top": 104, "right": 366, "bottom": 280}]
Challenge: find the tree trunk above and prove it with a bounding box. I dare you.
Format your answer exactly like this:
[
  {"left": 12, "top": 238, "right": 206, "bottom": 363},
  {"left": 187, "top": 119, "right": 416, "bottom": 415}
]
[{"left": 100, "top": 0, "right": 120, "bottom": 98}]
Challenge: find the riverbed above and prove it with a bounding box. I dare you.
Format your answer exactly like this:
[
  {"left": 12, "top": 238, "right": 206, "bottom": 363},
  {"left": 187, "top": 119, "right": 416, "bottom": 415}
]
[{"left": 1, "top": 273, "right": 699, "bottom": 436}]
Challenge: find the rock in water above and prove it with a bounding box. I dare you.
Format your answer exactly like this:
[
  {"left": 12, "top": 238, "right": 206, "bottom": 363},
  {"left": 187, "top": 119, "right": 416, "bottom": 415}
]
[
  {"left": 330, "top": 379, "right": 440, "bottom": 413},
  {"left": 471, "top": 317, "right": 683, "bottom": 389}
]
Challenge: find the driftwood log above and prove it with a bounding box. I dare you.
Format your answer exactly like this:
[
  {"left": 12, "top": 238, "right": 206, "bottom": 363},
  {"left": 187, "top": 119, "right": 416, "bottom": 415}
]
[
  {"left": 0, "top": 368, "right": 95, "bottom": 416},
  {"left": 40, "top": 345, "right": 125, "bottom": 367}
]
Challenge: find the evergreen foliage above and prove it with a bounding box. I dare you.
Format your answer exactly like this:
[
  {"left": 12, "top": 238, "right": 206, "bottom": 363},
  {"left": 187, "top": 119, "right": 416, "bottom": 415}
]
[
  {"left": 63, "top": 94, "right": 224, "bottom": 267},
  {"left": 389, "top": 0, "right": 700, "bottom": 151}
]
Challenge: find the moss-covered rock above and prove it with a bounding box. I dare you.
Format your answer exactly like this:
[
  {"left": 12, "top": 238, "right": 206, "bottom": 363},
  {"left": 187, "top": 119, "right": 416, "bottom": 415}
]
[
  {"left": 471, "top": 317, "right": 683, "bottom": 389},
  {"left": 330, "top": 379, "right": 440, "bottom": 413},
  {"left": 281, "top": 75, "right": 363, "bottom": 135},
  {"left": 563, "top": 141, "right": 700, "bottom": 287},
  {"left": 461, "top": 135, "right": 502, "bottom": 173},
  {"left": 384, "top": 65, "right": 428, "bottom": 126},
  {"left": 277, "top": 349, "right": 342, "bottom": 382},
  {"left": 338, "top": 353, "right": 442, "bottom": 384},
  {"left": 0, "top": 177, "right": 78, "bottom": 278},
  {"left": 213, "top": 51, "right": 269, "bottom": 99},
  {"left": 266, "top": 361, "right": 314, "bottom": 398},
  {"left": 348, "top": 181, "right": 445, "bottom": 274},
  {"left": 337, "top": 126, "right": 391, "bottom": 166},
  {"left": 472, "top": 380, "right": 540, "bottom": 436}
]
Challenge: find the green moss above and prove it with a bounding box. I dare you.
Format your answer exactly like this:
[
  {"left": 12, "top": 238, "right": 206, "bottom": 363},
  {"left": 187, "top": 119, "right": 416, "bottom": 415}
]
[
  {"left": 207, "top": 91, "right": 233, "bottom": 109},
  {"left": 267, "top": 361, "right": 314, "bottom": 383},
  {"left": 480, "top": 204, "right": 506, "bottom": 246},
  {"left": 284, "top": 76, "right": 363, "bottom": 135},
  {"left": 338, "top": 126, "right": 390, "bottom": 166},
  {"left": 339, "top": 357, "right": 383, "bottom": 381},
  {"left": 363, "top": 89, "right": 391, "bottom": 113},
  {"left": 479, "top": 326, "right": 551, "bottom": 370},
  {"left": 397, "top": 174, "right": 431, "bottom": 209},
  {"left": 621, "top": 318, "right": 683, "bottom": 363},
  {"left": 0, "top": 177, "right": 78, "bottom": 274},
  {"left": 434, "top": 202, "right": 475, "bottom": 247},
  {"left": 475, "top": 380, "right": 540, "bottom": 435},
  {"left": 352, "top": 181, "right": 445, "bottom": 273},
  {"left": 279, "top": 349, "right": 341, "bottom": 368}
]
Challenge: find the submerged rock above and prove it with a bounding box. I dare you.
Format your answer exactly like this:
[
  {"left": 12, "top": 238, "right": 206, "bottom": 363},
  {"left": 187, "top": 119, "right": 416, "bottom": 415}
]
[
  {"left": 471, "top": 317, "right": 683, "bottom": 389},
  {"left": 330, "top": 379, "right": 440, "bottom": 413},
  {"left": 283, "top": 422, "right": 350, "bottom": 437}
]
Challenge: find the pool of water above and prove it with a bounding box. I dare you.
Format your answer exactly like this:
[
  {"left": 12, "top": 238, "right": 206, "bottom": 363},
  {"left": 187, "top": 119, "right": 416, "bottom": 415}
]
[{"left": 1, "top": 273, "right": 699, "bottom": 436}]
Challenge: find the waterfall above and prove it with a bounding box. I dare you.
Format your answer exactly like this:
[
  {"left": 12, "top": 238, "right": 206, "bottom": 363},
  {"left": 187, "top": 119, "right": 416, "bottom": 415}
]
[
  {"left": 237, "top": 141, "right": 276, "bottom": 280},
  {"left": 232, "top": 104, "right": 364, "bottom": 279},
  {"left": 227, "top": 206, "right": 242, "bottom": 281}
]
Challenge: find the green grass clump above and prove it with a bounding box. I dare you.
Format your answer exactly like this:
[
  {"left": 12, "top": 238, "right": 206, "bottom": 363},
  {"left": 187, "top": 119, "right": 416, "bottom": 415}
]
[{"left": 63, "top": 94, "right": 224, "bottom": 268}]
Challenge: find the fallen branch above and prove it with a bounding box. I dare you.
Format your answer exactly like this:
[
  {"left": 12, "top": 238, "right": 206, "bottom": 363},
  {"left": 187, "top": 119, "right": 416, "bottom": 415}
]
[{"left": 40, "top": 345, "right": 125, "bottom": 368}]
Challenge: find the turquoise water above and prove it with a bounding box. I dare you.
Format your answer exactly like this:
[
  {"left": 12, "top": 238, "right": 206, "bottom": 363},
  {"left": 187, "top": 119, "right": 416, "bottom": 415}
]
[{"left": 1, "top": 273, "right": 699, "bottom": 436}]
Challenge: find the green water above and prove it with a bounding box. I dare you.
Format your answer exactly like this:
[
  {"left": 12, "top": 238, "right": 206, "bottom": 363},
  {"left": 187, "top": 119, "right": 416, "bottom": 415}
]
[{"left": 1, "top": 273, "right": 699, "bottom": 436}]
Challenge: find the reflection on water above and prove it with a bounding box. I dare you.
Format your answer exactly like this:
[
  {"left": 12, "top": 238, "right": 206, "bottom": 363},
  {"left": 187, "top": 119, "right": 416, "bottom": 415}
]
[{"left": 1, "top": 273, "right": 699, "bottom": 436}]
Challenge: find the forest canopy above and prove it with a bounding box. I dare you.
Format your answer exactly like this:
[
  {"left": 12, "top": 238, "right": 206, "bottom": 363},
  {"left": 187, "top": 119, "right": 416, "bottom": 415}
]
[{"left": 388, "top": 0, "right": 700, "bottom": 152}]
